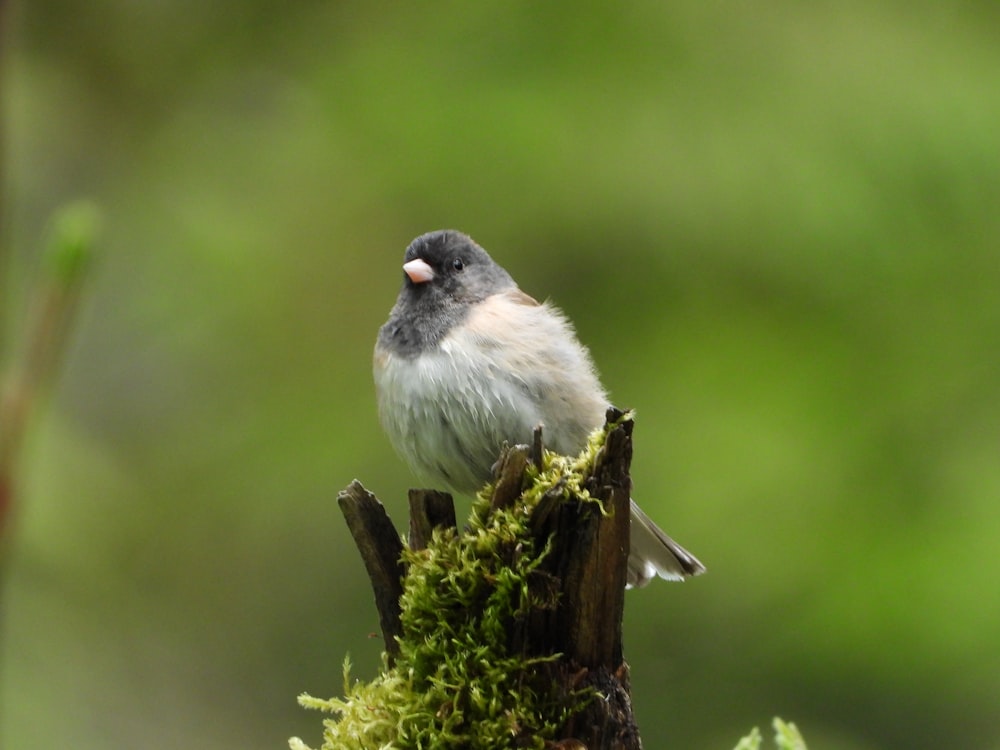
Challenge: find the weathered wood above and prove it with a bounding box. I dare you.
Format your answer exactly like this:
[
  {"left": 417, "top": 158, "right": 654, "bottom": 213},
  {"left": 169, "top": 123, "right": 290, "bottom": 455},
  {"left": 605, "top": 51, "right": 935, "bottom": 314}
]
[
  {"left": 568, "top": 408, "right": 632, "bottom": 667},
  {"left": 514, "top": 409, "right": 639, "bottom": 748},
  {"left": 337, "top": 480, "right": 405, "bottom": 656},
  {"left": 490, "top": 442, "right": 530, "bottom": 512},
  {"left": 338, "top": 409, "right": 642, "bottom": 748},
  {"left": 407, "top": 489, "right": 456, "bottom": 550},
  {"left": 531, "top": 423, "right": 545, "bottom": 472},
  {"left": 559, "top": 662, "right": 641, "bottom": 749}
]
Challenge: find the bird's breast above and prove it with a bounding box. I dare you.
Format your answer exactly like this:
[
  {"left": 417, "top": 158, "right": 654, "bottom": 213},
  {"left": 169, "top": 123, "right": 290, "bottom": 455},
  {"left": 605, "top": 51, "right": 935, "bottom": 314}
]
[
  {"left": 373, "top": 293, "right": 608, "bottom": 494},
  {"left": 374, "top": 333, "right": 541, "bottom": 495}
]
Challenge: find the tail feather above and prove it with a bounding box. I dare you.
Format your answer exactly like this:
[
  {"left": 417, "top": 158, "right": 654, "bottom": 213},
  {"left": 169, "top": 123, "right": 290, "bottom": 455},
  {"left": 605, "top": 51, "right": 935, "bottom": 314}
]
[{"left": 627, "top": 499, "right": 706, "bottom": 588}]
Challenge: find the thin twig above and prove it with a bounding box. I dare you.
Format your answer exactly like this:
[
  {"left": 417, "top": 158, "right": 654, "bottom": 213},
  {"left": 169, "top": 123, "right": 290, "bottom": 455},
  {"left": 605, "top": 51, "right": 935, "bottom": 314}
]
[{"left": 0, "top": 203, "right": 98, "bottom": 549}]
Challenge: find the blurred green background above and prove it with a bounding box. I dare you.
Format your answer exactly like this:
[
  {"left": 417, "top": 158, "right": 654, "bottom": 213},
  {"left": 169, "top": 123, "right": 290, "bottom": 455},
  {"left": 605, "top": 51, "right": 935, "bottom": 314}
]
[{"left": 3, "top": 2, "right": 1000, "bottom": 748}]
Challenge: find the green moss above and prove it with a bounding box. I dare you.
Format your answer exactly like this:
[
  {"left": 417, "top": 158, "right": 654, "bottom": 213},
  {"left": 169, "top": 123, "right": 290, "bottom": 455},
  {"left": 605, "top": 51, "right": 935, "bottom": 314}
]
[
  {"left": 44, "top": 201, "right": 100, "bottom": 283},
  {"left": 290, "top": 413, "right": 632, "bottom": 750},
  {"left": 733, "top": 718, "right": 808, "bottom": 750}
]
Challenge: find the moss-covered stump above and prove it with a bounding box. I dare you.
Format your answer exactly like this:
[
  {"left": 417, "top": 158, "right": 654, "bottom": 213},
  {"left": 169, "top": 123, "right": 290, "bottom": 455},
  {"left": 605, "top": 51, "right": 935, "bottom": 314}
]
[{"left": 293, "top": 408, "right": 642, "bottom": 750}]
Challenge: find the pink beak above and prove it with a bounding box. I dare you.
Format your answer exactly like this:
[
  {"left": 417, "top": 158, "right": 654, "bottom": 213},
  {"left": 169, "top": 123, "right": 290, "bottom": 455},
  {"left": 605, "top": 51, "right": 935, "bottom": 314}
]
[{"left": 403, "top": 258, "right": 435, "bottom": 284}]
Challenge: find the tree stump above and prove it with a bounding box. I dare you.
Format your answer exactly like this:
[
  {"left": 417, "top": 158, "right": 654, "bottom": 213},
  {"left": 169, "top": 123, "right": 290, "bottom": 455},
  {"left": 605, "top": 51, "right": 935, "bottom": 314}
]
[{"left": 336, "top": 408, "right": 642, "bottom": 749}]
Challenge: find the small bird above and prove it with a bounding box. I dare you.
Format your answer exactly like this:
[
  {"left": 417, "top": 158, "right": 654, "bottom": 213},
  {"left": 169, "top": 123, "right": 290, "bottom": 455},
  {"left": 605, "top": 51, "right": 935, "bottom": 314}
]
[{"left": 374, "top": 230, "right": 705, "bottom": 587}]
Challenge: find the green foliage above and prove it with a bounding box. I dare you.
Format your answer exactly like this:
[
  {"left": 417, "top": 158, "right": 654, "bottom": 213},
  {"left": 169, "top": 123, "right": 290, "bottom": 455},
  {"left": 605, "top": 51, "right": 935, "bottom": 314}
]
[
  {"left": 0, "top": 200, "right": 100, "bottom": 550},
  {"left": 734, "top": 718, "right": 807, "bottom": 750},
  {"left": 7, "top": 4, "right": 1000, "bottom": 748},
  {"left": 44, "top": 201, "right": 100, "bottom": 283},
  {"left": 290, "top": 416, "right": 628, "bottom": 750}
]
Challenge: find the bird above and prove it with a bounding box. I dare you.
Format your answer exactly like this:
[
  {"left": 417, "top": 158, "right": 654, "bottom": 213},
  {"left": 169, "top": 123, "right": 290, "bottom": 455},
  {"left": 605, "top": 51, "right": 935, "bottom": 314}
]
[{"left": 373, "top": 229, "right": 705, "bottom": 587}]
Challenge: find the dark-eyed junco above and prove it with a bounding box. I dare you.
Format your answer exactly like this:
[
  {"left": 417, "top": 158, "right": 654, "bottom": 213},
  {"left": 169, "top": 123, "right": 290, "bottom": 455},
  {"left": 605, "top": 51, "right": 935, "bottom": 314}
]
[{"left": 374, "top": 229, "right": 705, "bottom": 587}]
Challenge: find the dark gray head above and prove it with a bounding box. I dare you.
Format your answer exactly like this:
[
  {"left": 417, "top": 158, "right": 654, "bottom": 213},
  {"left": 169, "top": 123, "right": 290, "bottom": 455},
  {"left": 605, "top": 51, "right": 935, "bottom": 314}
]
[
  {"left": 402, "top": 230, "right": 514, "bottom": 301},
  {"left": 377, "top": 230, "right": 516, "bottom": 357}
]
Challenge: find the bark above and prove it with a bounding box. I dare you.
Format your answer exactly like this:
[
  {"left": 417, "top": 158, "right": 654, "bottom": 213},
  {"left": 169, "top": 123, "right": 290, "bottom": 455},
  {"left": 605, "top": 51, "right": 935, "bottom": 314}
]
[{"left": 338, "top": 408, "right": 642, "bottom": 748}]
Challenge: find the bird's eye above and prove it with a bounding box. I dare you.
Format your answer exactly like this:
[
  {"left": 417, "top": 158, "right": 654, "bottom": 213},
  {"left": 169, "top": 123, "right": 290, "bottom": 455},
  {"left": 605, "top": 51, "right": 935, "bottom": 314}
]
[{"left": 452, "top": 258, "right": 465, "bottom": 271}]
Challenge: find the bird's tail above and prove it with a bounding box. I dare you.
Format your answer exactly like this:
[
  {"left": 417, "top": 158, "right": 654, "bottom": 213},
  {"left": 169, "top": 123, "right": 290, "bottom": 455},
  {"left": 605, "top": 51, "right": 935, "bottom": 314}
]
[{"left": 627, "top": 499, "right": 706, "bottom": 588}]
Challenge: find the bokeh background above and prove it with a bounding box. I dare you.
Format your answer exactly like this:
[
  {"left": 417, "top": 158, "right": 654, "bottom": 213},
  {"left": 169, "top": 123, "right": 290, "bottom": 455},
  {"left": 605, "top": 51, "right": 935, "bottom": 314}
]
[{"left": 3, "top": 2, "right": 1000, "bottom": 748}]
